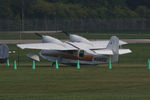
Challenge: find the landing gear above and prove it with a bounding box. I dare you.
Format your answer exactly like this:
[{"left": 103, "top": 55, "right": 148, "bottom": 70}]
[
  {"left": 52, "top": 62, "right": 56, "bottom": 67},
  {"left": 52, "top": 61, "right": 59, "bottom": 69}
]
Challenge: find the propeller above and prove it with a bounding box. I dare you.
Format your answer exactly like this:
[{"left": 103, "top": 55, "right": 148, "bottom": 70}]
[
  {"left": 35, "top": 33, "right": 42, "bottom": 38},
  {"left": 62, "top": 31, "right": 70, "bottom": 36}
]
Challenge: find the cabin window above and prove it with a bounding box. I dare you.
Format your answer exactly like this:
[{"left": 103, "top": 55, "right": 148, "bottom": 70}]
[
  {"left": 79, "top": 50, "right": 84, "bottom": 57},
  {"left": 68, "top": 50, "right": 74, "bottom": 54}
]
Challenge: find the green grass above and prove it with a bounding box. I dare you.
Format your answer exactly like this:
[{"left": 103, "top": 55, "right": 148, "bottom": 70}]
[
  {"left": 0, "top": 66, "right": 150, "bottom": 100},
  {"left": 0, "top": 42, "right": 149, "bottom": 99},
  {"left": 119, "top": 43, "right": 150, "bottom": 64},
  {"left": 74, "top": 30, "right": 150, "bottom": 34},
  {"left": 7, "top": 43, "right": 150, "bottom": 65},
  {"left": 0, "top": 32, "right": 150, "bottom": 40},
  {"left": 70, "top": 34, "right": 150, "bottom": 39}
]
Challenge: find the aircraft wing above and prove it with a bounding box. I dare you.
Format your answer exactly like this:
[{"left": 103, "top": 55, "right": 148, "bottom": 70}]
[
  {"left": 91, "top": 40, "right": 127, "bottom": 45},
  {"left": 17, "top": 43, "right": 77, "bottom": 50},
  {"left": 93, "top": 49, "right": 113, "bottom": 55},
  {"left": 17, "top": 39, "right": 129, "bottom": 52},
  {"left": 93, "top": 49, "right": 132, "bottom": 55},
  {"left": 90, "top": 40, "right": 127, "bottom": 48},
  {"left": 67, "top": 40, "right": 127, "bottom": 50}
]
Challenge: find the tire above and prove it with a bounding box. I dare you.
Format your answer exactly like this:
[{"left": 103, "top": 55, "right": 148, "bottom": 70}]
[{"left": 52, "top": 62, "right": 56, "bottom": 67}]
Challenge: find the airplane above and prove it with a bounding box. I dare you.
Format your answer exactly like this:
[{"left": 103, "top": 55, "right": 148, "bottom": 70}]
[
  {"left": 0, "top": 44, "right": 9, "bottom": 63},
  {"left": 17, "top": 33, "right": 132, "bottom": 66}
]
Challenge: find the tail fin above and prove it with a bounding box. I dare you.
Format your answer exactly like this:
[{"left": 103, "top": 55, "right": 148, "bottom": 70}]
[{"left": 106, "top": 36, "right": 119, "bottom": 62}]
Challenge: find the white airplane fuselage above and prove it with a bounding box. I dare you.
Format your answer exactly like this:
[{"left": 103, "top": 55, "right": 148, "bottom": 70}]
[
  {"left": 17, "top": 34, "right": 131, "bottom": 66},
  {"left": 40, "top": 49, "right": 110, "bottom": 65}
]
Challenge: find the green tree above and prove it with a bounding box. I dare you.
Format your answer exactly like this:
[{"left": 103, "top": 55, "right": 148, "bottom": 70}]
[{"left": 136, "top": 6, "right": 150, "bottom": 18}]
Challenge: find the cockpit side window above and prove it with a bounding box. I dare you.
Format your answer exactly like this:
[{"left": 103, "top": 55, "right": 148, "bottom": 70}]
[{"left": 79, "top": 50, "right": 84, "bottom": 57}]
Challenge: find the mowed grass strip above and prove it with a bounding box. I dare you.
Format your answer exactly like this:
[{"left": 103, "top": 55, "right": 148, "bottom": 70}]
[
  {"left": 0, "top": 66, "right": 150, "bottom": 100},
  {"left": 0, "top": 41, "right": 149, "bottom": 99},
  {"left": 0, "top": 32, "right": 150, "bottom": 40},
  {"left": 7, "top": 43, "right": 150, "bottom": 64}
]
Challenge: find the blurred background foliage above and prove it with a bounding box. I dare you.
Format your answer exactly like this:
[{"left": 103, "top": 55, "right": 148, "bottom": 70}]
[{"left": 0, "top": 0, "right": 150, "bottom": 20}]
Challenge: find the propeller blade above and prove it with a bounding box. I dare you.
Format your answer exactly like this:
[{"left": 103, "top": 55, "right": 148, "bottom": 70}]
[
  {"left": 62, "top": 31, "right": 69, "bottom": 36},
  {"left": 35, "top": 33, "right": 42, "bottom": 38}
]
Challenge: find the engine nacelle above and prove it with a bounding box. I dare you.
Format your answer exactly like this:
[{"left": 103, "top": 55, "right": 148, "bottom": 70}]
[
  {"left": 69, "top": 34, "right": 91, "bottom": 44},
  {"left": 42, "top": 35, "right": 64, "bottom": 45}
]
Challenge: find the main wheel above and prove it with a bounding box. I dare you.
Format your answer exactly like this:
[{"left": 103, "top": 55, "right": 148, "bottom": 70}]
[{"left": 52, "top": 62, "right": 56, "bottom": 67}]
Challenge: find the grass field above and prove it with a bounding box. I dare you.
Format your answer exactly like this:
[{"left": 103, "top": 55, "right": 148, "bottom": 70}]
[
  {"left": 7, "top": 43, "right": 150, "bottom": 64},
  {"left": 0, "top": 65, "right": 150, "bottom": 100},
  {"left": 0, "top": 43, "right": 149, "bottom": 100},
  {"left": 0, "top": 31, "right": 150, "bottom": 100},
  {"left": 0, "top": 32, "right": 150, "bottom": 40}
]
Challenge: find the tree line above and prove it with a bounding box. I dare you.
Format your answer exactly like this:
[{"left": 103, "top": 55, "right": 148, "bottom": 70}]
[{"left": 0, "top": 0, "right": 150, "bottom": 20}]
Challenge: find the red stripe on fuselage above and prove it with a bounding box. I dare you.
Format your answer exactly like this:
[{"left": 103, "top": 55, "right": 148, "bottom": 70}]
[{"left": 42, "top": 53, "right": 93, "bottom": 61}]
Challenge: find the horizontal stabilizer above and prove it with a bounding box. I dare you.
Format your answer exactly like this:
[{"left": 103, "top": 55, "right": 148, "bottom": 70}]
[
  {"left": 119, "top": 40, "right": 127, "bottom": 45},
  {"left": 94, "top": 49, "right": 132, "bottom": 55},
  {"left": 119, "top": 49, "right": 132, "bottom": 55},
  {"left": 94, "top": 49, "right": 113, "bottom": 55}
]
